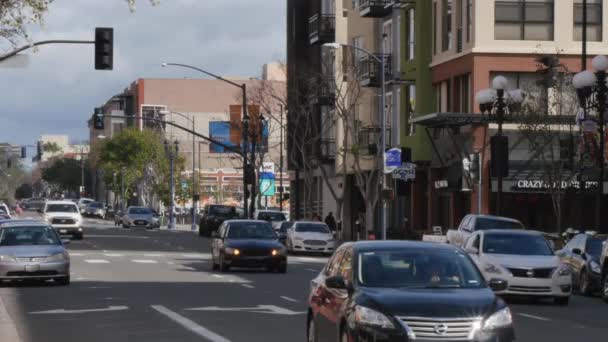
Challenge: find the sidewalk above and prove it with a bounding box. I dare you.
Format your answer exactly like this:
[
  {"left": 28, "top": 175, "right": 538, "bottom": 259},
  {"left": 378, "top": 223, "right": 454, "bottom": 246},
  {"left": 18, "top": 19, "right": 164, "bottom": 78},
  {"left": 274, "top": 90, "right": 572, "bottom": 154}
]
[{"left": 0, "top": 297, "right": 21, "bottom": 342}]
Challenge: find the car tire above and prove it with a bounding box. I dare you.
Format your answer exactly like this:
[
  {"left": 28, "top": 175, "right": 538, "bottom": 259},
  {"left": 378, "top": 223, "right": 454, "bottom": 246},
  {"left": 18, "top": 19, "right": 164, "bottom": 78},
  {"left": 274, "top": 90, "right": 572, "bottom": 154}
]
[
  {"left": 75, "top": 233, "right": 83, "bottom": 240},
  {"left": 123, "top": 223, "right": 129, "bottom": 229},
  {"left": 579, "top": 269, "right": 592, "bottom": 296},
  {"left": 554, "top": 296, "right": 570, "bottom": 306},
  {"left": 307, "top": 317, "right": 317, "bottom": 342},
  {"left": 219, "top": 255, "right": 230, "bottom": 273},
  {"left": 56, "top": 276, "right": 70, "bottom": 286},
  {"left": 277, "top": 263, "right": 287, "bottom": 274}
]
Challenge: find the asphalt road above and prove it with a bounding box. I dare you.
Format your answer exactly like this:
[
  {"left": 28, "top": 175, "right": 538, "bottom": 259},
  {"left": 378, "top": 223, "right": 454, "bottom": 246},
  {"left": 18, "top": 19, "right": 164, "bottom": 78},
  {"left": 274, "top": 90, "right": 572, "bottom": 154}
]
[{"left": 0, "top": 217, "right": 607, "bottom": 341}]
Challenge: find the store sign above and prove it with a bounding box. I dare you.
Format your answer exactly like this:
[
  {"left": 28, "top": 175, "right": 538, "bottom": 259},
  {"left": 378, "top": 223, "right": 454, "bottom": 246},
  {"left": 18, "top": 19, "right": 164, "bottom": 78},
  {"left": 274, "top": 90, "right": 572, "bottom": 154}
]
[
  {"left": 514, "top": 180, "right": 597, "bottom": 190},
  {"left": 393, "top": 163, "right": 416, "bottom": 181},
  {"left": 384, "top": 148, "right": 402, "bottom": 174}
]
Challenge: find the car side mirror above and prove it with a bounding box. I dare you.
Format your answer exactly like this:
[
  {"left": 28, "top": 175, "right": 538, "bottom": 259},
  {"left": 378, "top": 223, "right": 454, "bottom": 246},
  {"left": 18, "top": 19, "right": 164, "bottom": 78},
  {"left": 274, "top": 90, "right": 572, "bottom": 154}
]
[
  {"left": 325, "top": 275, "right": 348, "bottom": 289},
  {"left": 572, "top": 248, "right": 582, "bottom": 255},
  {"left": 465, "top": 247, "right": 479, "bottom": 255},
  {"left": 488, "top": 278, "right": 508, "bottom": 292},
  {"left": 61, "top": 239, "right": 71, "bottom": 245}
]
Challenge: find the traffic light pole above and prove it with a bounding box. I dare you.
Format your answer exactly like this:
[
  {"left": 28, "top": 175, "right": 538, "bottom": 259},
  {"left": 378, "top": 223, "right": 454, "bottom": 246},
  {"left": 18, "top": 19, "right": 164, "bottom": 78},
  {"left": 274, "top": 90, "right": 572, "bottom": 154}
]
[{"left": 0, "top": 40, "right": 94, "bottom": 62}]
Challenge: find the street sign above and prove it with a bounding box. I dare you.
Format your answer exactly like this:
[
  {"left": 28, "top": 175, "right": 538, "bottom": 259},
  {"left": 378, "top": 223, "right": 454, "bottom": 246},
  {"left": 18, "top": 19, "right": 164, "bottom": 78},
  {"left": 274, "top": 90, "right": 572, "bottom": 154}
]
[
  {"left": 260, "top": 172, "right": 276, "bottom": 196},
  {"left": 384, "top": 148, "right": 402, "bottom": 174},
  {"left": 392, "top": 162, "right": 416, "bottom": 180}
]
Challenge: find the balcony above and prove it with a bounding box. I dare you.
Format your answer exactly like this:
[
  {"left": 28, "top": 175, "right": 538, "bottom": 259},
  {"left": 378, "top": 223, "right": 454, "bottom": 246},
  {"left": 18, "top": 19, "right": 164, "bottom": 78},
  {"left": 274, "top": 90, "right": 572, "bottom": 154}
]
[
  {"left": 311, "top": 77, "right": 336, "bottom": 106},
  {"left": 317, "top": 139, "right": 337, "bottom": 162},
  {"left": 359, "top": 0, "right": 391, "bottom": 17},
  {"left": 309, "top": 14, "right": 335, "bottom": 45},
  {"left": 357, "top": 126, "right": 392, "bottom": 156},
  {"left": 358, "top": 54, "right": 390, "bottom": 87}
]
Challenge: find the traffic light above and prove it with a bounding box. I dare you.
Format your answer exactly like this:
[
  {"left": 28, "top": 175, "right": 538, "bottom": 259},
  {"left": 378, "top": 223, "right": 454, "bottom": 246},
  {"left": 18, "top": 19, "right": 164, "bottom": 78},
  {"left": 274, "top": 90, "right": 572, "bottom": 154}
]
[
  {"left": 94, "top": 27, "right": 113, "bottom": 70},
  {"left": 93, "top": 107, "right": 104, "bottom": 130},
  {"left": 20, "top": 146, "right": 27, "bottom": 159}
]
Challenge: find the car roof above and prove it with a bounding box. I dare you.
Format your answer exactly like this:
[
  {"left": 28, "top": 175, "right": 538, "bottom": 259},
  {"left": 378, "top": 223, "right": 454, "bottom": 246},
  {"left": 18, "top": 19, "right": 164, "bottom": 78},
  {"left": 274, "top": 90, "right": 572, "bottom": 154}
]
[
  {"left": 45, "top": 200, "right": 79, "bottom": 205},
  {"left": 468, "top": 215, "right": 521, "bottom": 223},
  {"left": 224, "top": 219, "right": 269, "bottom": 224},
  {"left": 0, "top": 219, "right": 50, "bottom": 228},
  {"left": 350, "top": 240, "right": 462, "bottom": 253},
  {"left": 481, "top": 229, "right": 543, "bottom": 236},
  {"left": 294, "top": 221, "right": 327, "bottom": 225}
]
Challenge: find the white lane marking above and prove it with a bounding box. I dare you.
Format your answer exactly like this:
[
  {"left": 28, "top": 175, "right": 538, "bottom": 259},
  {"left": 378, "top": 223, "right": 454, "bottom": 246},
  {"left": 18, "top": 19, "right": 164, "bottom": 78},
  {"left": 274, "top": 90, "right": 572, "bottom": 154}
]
[
  {"left": 30, "top": 306, "right": 129, "bottom": 314},
  {"left": 69, "top": 253, "right": 85, "bottom": 256},
  {"left": 103, "top": 253, "right": 124, "bottom": 257},
  {"left": 179, "top": 266, "right": 196, "bottom": 271},
  {"left": 144, "top": 253, "right": 163, "bottom": 257},
  {"left": 517, "top": 313, "right": 551, "bottom": 322},
  {"left": 85, "top": 235, "right": 149, "bottom": 239},
  {"left": 151, "top": 305, "right": 231, "bottom": 342},
  {"left": 306, "top": 268, "right": 319, "bottom": 273},
  {"left": 182, "top": 253, "right": 207, "bottom": 258},
  {"left": 132, "top": 259, "right": 158, "bottom": 264},
  {"left": 241, "top": 284, "right": 255, "bottom": 289},
  {"left": 212, "top": 274, "right": 224, "bottom": 278},
  {"left": 186, "top": 305, "right": 306, "bottom": 316},
  {"left": 84, "top": 259, "right": 110, "bottom": 264},
  {"left": 280, "top": 296, "right": 298, "bottom": 303},
  {"left": 167, "top": 261, "right": 176, "bottom": 265}
]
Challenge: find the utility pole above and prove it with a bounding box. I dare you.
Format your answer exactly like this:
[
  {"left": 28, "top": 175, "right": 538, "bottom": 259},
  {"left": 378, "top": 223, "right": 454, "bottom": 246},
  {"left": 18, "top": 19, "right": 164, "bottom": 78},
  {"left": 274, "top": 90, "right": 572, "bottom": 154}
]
[
  {"left": 279, "top": 105, "right": 284, "bottom": 212},
  {"left": 191, "top": 115, "right": 197, "bottom": 231}
]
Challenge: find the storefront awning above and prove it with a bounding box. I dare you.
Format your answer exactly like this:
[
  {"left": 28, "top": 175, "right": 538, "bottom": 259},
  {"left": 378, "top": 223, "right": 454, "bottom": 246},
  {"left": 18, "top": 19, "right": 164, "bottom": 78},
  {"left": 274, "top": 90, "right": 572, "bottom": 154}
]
[{"left": 411, "top": 112, "right": 577, "bottom": 128}]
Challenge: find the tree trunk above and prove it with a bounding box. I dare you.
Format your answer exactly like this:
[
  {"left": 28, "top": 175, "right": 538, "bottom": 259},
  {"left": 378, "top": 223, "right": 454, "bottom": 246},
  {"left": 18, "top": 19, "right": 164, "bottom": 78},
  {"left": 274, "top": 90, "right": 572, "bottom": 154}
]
[{"left": 365, "top": 200, "right": 374, "bottom": 240}]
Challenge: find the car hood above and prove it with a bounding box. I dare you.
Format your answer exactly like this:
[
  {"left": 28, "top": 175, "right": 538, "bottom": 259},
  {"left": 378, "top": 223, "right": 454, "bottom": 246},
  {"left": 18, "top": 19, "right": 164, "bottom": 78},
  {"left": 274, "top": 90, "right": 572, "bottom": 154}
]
[
  {"left": 225, "top": 239, "right": 283, "bottom": 249},
  {"left": 359, "top": 287, "right": 500, "bottom": 318},
  {"left": 45, "top": 212, "right": 81, "bottom": 219},
  {"left": 483, "top": 254, "right": 560, "bottom": 268},
  {"left": 293, "top": 232, "right": 332, "bottom": 240},
  {"left": 86, "top": 207, "right": 104, "bottom": 212},
  {"left": 0, "top": 245, "right": 65, "bottom": 257},
  {"left": 127, "top": 214, "right": 153, "bottom": 220}
]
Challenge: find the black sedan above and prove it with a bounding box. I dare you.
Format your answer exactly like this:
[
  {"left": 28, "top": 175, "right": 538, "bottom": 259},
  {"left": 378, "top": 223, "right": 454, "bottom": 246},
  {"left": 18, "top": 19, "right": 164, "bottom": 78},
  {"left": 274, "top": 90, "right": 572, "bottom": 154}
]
[
  {"left": 199, "top": 205, "right": 237, "bottom": 237},
  {"left": 308, "top": 241, "right": 515, "bottom": 342},
  {"left": 557, "top": 233, "right": 607, "bottom": 296},
  {"left": 211, "top": 220, "right": 287, "bottom": 273}
]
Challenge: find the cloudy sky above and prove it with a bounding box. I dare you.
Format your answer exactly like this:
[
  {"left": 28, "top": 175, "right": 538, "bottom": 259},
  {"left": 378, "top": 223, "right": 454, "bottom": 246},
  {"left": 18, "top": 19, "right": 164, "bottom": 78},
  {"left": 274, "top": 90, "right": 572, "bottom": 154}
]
[{"left": 0, "top": 0, "right": 285, "bottom": 148}]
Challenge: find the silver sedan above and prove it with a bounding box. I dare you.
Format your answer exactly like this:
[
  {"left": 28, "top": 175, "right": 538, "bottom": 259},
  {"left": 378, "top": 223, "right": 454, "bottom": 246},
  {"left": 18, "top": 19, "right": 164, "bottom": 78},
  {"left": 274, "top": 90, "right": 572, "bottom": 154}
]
[{"left": 0, "top": 221, "right": 70, "bottom": 285}]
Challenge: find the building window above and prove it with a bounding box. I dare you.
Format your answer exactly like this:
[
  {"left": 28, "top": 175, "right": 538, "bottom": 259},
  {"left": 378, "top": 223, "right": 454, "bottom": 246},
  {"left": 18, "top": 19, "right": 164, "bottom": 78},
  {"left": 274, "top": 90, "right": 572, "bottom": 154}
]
[
  {"left": 407, "top": 8, "right": 416, "bottom": 60},
  {"left": 456, "top": 74, "right": 471, "bottom": 113},
  {"left": 574, "top": 0, "right": 602, "bottom": 42},
  {"left": 433, "top": 1, "right": 437, "bottom": 55},
  {"left": 495, "top": 0, "right": 554, "bottom": 41},
  {"left": 466, "top": 0, "right": 472, "bottom": 42},
  {"left": 383, "top": 20, "right": 393, "bottom": 54},
  {"left": 442, "top": 0, "right": 453, "bottom": 51},
  {"left": 407, "top": 85, "right": 416, "bottom": 136}
]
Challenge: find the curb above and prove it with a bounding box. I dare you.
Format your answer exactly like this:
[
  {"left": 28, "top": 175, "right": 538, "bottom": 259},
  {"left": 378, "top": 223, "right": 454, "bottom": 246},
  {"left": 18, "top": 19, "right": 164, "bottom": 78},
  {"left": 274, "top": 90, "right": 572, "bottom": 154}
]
[{"left": 0, "top": 297, "right": 21, "bottom": 342}]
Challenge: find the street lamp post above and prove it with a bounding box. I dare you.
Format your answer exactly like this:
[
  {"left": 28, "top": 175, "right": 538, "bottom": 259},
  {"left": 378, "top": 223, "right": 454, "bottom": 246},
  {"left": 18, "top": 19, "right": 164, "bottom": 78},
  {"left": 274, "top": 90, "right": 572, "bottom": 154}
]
[
  {"left": 476, "top": 77, "right": 525, "bottom": 216},
  {"left": 279, "top": 105, "right": 285, "bottom": 212},
  {"left": 161, "top": 62, "right": 251, "bottom": 218},
  {"left": 573, "top": 55, "right": 608, "bottom": 232},
  {"left": 323, "top": 42, "right": 387, "bottom": 240},
  {"left": 165, "top": 139, "right": 179, "bottom": 230}
]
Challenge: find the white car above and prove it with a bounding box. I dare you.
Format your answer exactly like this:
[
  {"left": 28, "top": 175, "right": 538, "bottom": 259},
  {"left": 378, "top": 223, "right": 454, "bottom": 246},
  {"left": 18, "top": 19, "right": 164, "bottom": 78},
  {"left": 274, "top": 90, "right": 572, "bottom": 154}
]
[
  {"left": 286, "top": 221, "right": 335, "bottom": 255},
  {"left": 77, "top": 198, "right": 95, "bottom": 213},
  {"left": 43, "top": 201, "right": 84, "bottom": 240},
  {"left": 254, "top": 210, "right": 287, "bottom": 230},
  {"left": 464, "top": 229, "right": 571, "bottom": 305},
  {"left": 0, "top": 203, "right": 11, "bottom": 218}
]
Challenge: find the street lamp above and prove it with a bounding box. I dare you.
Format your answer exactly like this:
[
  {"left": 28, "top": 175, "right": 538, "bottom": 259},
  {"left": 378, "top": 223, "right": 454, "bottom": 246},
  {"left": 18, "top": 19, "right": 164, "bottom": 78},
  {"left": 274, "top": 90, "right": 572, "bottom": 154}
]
[
  {"left": 161, "top": 109, "right": 198, "bottom": 231},
  {"left": 476, "top": 77, "right": 526, "bottom": 216},
  {"left": 323, "top": 41, "right": 388, "bottom": 240},
  {"left": 573, "top": 55, "right": 608, "bottom": 232},
  {"left": 161, "top": 61, "right": 251, "bottom": 218},
  {"left": 164, "top": 139, "right": 179, "bottom": 230}
]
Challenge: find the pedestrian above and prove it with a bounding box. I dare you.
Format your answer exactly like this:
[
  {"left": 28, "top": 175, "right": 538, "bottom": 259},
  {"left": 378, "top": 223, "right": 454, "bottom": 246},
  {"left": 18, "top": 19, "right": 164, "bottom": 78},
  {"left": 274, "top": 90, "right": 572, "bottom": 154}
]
[
  {"left": 324, "top": 212, "right": 337, "bottom": 232},
  {"left": 15, "top": 204, "right": 23, "bottom": 216}
]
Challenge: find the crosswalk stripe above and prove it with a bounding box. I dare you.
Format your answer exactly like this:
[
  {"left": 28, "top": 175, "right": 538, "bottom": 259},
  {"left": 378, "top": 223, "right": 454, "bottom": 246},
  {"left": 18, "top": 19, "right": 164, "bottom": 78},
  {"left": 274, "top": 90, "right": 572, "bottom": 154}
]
[
  {"left": 132, "top": 259, "right": 158, "bottom": 264},
  {"left": 103, "top": 253, "right": 124, "bottom": 257},
  {"left": 84, "top": 259, "right": 110, "bottom": 264}
]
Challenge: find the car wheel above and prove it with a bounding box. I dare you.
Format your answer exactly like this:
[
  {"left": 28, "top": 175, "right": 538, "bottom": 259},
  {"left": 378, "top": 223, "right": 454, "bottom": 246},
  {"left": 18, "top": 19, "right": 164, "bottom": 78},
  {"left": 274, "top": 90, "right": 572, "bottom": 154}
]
[
  {"left": 579, "top": 269, "right": 592, "bottom": 296},
  {"left": 307, "top": 317, "right": 317, "bottom": 342},
  {"left": 219, "top": 254, "right": 230, "bottom": 273},
  {"left": 554, "top": 296, "right": 570, "bottom": 306},
  {"left": 75, "top": 233, "right": 84, "bottom": 240},
  {"left": 122, "top": 223, "right": 129, "bottom": 229},
  {"left": 277, "top": 263, "right": 287, "bottom": 274},
  {"left": 602, "top": 274, "right": 608, "bottom": 303},
  {"left": 56, "top": 276, "right": 70, "bottom": 286}
]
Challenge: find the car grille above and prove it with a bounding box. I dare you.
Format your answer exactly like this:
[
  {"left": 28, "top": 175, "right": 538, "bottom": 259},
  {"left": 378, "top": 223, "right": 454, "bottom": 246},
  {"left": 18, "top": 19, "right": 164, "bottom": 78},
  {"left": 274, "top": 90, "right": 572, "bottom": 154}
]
[
  {"left": 52, "top": 218, "right": 75, "bottom": 225},
  {"left": 303, "top": 240, "right": 327, "bottom": 246},
  {"left": 134, "top": 220, "right": 148, "bottom": 225},
  {"left": 15, "top": 257, "right": 46, "bottom": 263},
  {"left": 240, "top": 249, "right": 273, "bottom": 257},
  {"left": 506, "top": 267, "right": 555, "bottom": 279},
  {"left": 398, "top": 316, "right": 481, "bottom": 341},
  {"left": 508, "top": 285, "right": 552, "bottom": 293},
  {"left": 7, "top": 271, "right": 58, "bottom": 277}
]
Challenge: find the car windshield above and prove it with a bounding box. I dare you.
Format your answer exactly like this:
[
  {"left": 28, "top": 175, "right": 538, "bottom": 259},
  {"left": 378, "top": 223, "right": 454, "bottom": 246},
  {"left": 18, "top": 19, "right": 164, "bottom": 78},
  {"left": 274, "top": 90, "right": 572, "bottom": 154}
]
[
  {"left": 483, "top": 233, "right": 553, "bottom": 256},
  {"left": 46, "top": 204, "right": 78, "bottom": 213},
  {"left": 295, "top": 223, "right": 330, "bottom": 234},
  {"left": 476, "top": 218, "right": 524, "bottom": 230},
  {"left": 587, "top": 237, "right": 606, "bottom": 257},
  {"left": 80, "top": 199, "right": 93, "bottom": 205},
  {"left": 209, "top": 206, "right": 235, "bottom": 217},
  {"left": 0, "top": 226, "right": 61, "bottom": 246},
  {"left": 226, "top": 222, "right": 276, "bottom": 239},
  {"left": 89, "top": 202, "right": 103, "bottom": 208},
  {"left": 128, "top": 207, "right": 152, "bottom": 215},
  {"left": 280, "top": 221, "right": 294, "bottom": 233},
  {"left": 258, "top": 212, "right": 286, "bottom": 221},
  {"left": 358, "top": 249, "right": 484, "bottom": 289}
]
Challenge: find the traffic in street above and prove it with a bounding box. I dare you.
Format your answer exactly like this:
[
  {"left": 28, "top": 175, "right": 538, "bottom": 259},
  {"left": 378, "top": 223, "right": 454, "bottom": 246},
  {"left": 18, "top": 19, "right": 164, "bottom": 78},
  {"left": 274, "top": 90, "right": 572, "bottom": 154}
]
[{"left": 0, "top": 216, "right": 606, "bottom": 342}]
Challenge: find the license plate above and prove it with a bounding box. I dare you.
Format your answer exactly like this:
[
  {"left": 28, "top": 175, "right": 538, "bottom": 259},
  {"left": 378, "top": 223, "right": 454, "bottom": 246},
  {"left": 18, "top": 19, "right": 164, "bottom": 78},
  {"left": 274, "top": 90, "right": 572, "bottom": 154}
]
[
  {"left": 60, "top": 229, "right": 67, "bottom": 234},
  {"left": 25, "top": 265, "right": 40, "bottom": 272}
]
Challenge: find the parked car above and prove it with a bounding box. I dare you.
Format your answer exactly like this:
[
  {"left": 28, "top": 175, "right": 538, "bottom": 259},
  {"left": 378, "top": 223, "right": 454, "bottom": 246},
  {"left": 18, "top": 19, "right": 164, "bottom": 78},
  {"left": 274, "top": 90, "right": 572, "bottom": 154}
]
[
  {"left": 447, "top": 214, "right": 525, "bottom": 247},
  {"left": 307, "top": 241, "right": 515, "bottom": 342},
  {"left": 556, "top": 233, "right": 606, "bottom": 296},
  {"left": 286, "top": 221, "right": 335, "bottom": 255},
  {"left": 0, "top": 220, "right": 71, "bottom": 285},
  {"left": 83, "top": 202, "right": 106, "bottom": 219},
  {"left": 121, "top": 207, "right": 160, "bottom": 229},
  {"left": 198, "top": 205, "right": 238, "bottom": 237},
  {"left": 0, "top": 203, "right": 11, "bottom": 218},
  {"left": 254, "top": 210, "right": 287, "bottom": 230},
  {"left": 464, "top": 229, "right": 572, "bottom": 305},
  {"left": 42, "top": 200, "right": 84, "bottom": 240},
  {"left": 598, "top": 235, "right": 608, "bottom": 302},
  {"left": 211, "top": 220, "right": 287, "bottom": 273},
  {"left": 77, "top": 198, "right": 94, "bottom": 213},
  {"left": 276, "top": 221, "right": 294, "bottom": 246},
  {"left": 105, "top": 205, "right": 115, "bottom": 219}
]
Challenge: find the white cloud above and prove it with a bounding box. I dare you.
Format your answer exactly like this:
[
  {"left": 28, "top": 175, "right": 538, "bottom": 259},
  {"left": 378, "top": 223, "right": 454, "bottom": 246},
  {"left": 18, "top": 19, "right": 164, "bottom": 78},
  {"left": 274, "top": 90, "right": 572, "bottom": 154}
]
[{"left": 0, "top": 0, "right": 285, "bottom": 144}]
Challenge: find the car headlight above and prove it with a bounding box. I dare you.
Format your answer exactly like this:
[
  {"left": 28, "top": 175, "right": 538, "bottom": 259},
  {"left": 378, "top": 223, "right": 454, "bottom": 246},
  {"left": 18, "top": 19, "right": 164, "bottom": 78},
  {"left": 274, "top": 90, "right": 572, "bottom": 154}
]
[
  {"left": 556, "top": 264, "right": 571, "bottom": 276},
  {"left": 0, "top": 255, "right": 16, "bottom": 263},
  {"left": 354, "top": 305, "right": 395, "bottom": 329},
  {"left": 483, "top": 307, "right": 512, "bottom": 330},
  {"left": 590, "top": 260, "right": 601, "bottom": 274},
  {"left": 483, "top": 263, "right": 503, "bottom": 274},
  {"left": 46, "top": 252, "right": 67, "bottom": 262},
  {"left": 225, "top": 247, "right": 240, "bottom": 256}
]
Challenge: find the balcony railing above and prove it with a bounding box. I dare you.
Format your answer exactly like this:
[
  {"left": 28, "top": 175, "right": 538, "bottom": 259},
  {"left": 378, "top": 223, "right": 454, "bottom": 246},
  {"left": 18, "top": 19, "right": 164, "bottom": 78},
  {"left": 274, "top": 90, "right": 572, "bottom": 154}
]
[
  {"left": 358, "top": 54, "right": 390, "bottom": 87},
  {"left": 357, "top": 126, "right": 391, "bottom": 155},
  {"left": 359, "top": 0, "right": 392, "bottom": 17},
  {"left": 305, "top": 139, "right": 336, "bottom": 163},
  {"left": 309, "top": 14, "right": 335, "bottom": 45},
  {"left": 311, "top": 77, "right": 336, "bottom": 106}
]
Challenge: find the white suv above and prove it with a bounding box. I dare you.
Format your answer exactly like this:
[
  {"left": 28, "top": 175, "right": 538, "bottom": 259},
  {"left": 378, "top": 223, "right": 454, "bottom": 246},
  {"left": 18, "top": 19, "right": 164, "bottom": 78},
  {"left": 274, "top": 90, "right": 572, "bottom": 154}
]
[{"left": 43, "top": 201, "right": 84, "bottom": 240}]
